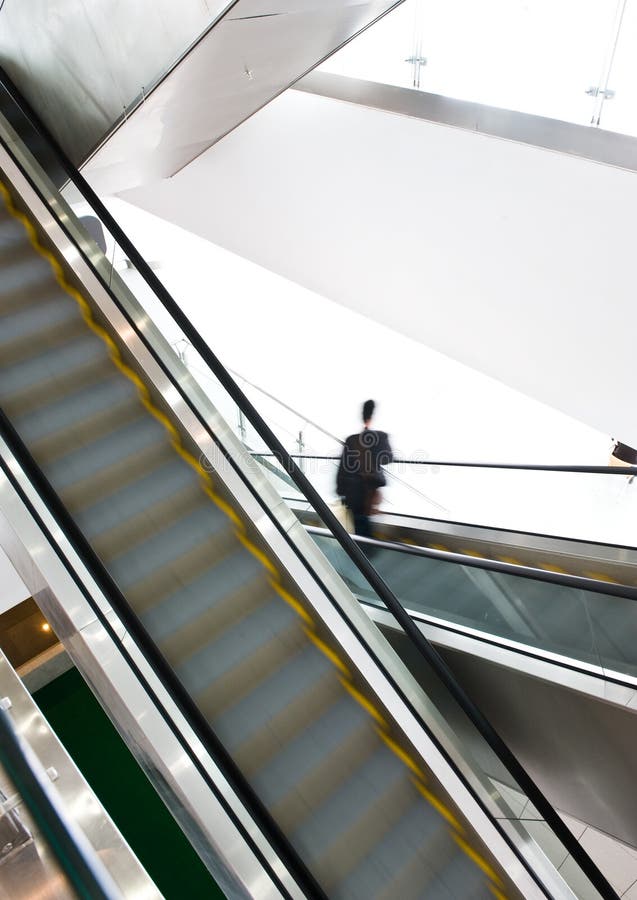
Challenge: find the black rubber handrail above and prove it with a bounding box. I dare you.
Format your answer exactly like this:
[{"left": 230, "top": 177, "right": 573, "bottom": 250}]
[
  {"left": 255, "top": 451, "right": 637, "bottom": 475},
  {"left": 397, "top": 460, "right": 637, "bottom": 473},
  {"left": 0, "top": 707, "right": 119, "bottom": 900},
  {"left": 0, "top": 411, "right": 323, "bottom": 900},
  {"left": 306, "top": 525, "right": 637, "bottom": 601},
  {"left": 0, "top": 70, "right": 618, "bottom": 899}
]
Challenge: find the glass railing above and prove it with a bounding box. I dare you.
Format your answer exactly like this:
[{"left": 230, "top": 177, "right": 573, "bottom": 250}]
[
  {"left": 166, "top": 366, "right": 637, "bottom": 548},
  {"left": 362, "top": 460, "right": 637, "bottom": 548},
  {"left": 152, "top": 343, "right": 637, "bottom": 549},
  {"left": 256, "top": 453, "right": 637, "bottom": 548},
  {"left": 0, "top": 69, "right": 619, "bottom": 898},
  {"left": 171, "top": 341, "right": 451, "bottom": 516},
  {"left": 318, "top": 0, "right": 637, "bottom": 139},
  {"left": 311, "top": 528, "right": 637, "bottom": 682}
]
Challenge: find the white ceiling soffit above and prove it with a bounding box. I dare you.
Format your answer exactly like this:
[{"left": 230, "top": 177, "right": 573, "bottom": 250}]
[{"left": 83, "top": 0, "right": 404, "bottom": 195}]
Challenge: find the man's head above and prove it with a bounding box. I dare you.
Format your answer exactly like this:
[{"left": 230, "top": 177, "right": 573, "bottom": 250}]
[{"left": 362, "top": 399, "right": 375, "bottom": 426}]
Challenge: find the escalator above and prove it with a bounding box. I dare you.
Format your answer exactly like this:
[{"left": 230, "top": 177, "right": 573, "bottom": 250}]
[
  {"left": 308, "top": 524, "right": 637, "bottom": 853},
  {"left": 224, "top": 417, "right": 637, "bottom": 591},
  {"left": 0, "top": 75, "right": 619, "bottom": 899},
  {"left": 285, "top": 489, "right": 637, "bottom": 590},
  {"left": 308, "top": 525, "right": 637, "bottom": 683},
  {"left": 357, "top": 510, "right": 637, "bottom": 589}
]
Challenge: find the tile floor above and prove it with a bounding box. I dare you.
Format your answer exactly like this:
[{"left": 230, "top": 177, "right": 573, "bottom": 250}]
[{"left": 491, "top": 778, "right": 637, "bottom": 898}]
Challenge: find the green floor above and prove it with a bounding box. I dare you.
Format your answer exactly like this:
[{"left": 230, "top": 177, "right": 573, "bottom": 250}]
[{"left": 34, "top": 667, "right": 225, "bottom": 899}]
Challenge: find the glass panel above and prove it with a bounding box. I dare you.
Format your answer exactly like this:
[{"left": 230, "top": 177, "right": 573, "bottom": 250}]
[
  {"left": 95, "top": 334, "right": 635, "bottom": 549},
  {"left": 320, "top": 1, "right": 416, "bottom": 89},
  {"left": 245, "top": 447, "right": 637, "bottom": 551},
  {"left": 159, "top": 349, "right": 637, "bottom": 549},
  {"left": 584, "top": 588, "right": 637, "bottom": 677},
  {"left": 0, "top": 771, "right": 74, "bottom": 900},
  {"left": 320, "top": 0, "right": 617, "bottom": 126},
  {"left": 379, "top": 465, "right": 637, "bottom": 547},
  {"left": 312, "top": 529, "right": 637, "bottom": 679},
  {"left": 307, "top": 528, "right": 633, "bottom": 895},
  {"left": 314, "top": 532, "right": 585, "bottom": 662}
]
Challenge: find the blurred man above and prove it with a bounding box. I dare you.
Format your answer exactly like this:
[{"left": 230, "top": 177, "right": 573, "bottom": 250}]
[{"left": 336, "top": 399, "right": 393, "bottom": 537}]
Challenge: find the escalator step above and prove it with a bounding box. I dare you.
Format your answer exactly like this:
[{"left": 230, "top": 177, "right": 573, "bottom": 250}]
[
  {"left": 0, "top": 335, "right": 114, "bottom": 416},
  {"left": 107, "top": 506, "right": 240, "bottom": 615},
  {"left": 2, "top": 313, "right": 87, "bottom": 366},
  {"left": 0, "top": 330, "right": 106, "bottom": 404},
  {"left": 253, "top": 694, "right": 370, "bottom": 804},
  {"left": 254, "top": 695, "right": 376, "bottom": 832},
  {"left": 178, "top": 597, "right": 300, "bottom": 699},
  {"left": 67, "top": 441, "right": 177, "bottom": 515},
  {"left": 76, "top": 459, "right": 198, "bottom": 542},
  {"left": 423, "top": 847, "right": 493, "bottom": 900},
  {"left": 77, "top": 454, "right": 195, "bottom": 540},
  {"left": 95, "top": 482, "right": 209, "bottom": 561},
  {"left": 0, "top": 211, "right": 31, "bottom": 248},
  {"left": 213, "top": 645, "right": 339, "bottom": 774},
  {"left": 142, "top": 547, "right": 264, "bottom": 646},
  {"left": 0, "top": 276, "right": 61, "bottom": 317},
  {"left": 155, "top": 571, "right": 272, "bottom": 669},
  {"left": 291, "top": 746, "right": 414, "bottom": 892},
  {"left": 15, "top": 376, "right": 142, "bottom": 462},
  {"left": 107, "top": 501, "right": 228, "bottom": 593},
  {"left": 46, "top": 415, "right": 168, "bottom": 496},
  {"left": 0, "top": 232, "right": 32, "bottom": 261},
  {"left": 0, "top": 294, "right": 80, "bottom": 353},
  {"left": 0, "top": 247, "right": 52, "bottom": 302},
  {"left": 337, "top": 801, "right": 454, "bottom": 900}
]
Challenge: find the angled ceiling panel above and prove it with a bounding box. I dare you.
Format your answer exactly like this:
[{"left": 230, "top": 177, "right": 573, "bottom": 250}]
[{"left": 0, "top": 0, "right": 403, "bottom": 192}]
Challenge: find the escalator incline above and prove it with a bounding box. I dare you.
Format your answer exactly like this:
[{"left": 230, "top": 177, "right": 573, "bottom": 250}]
[{"left": 0, "top": 200, "right": 500, "bottom": 898}]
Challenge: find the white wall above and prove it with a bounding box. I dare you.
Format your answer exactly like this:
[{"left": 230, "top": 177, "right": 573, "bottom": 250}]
[
  {"left": 121, "top": 88, "right": 637, "bottom": 448},
  {"left": 93, "top": 197, "right": 637, "bottom": 547},
  {"left": 0, "top": 549, "right": 30, "bottom": 615}
]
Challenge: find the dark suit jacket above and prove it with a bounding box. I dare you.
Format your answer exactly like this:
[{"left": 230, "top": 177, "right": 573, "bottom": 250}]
[{"left": 336, "top": 429, "right": 393, "bottom": 511}]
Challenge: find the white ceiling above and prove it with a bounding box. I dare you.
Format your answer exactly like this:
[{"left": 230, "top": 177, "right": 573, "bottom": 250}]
[{"left": 120, "top": 87, "right": 637, "bottom": 447}]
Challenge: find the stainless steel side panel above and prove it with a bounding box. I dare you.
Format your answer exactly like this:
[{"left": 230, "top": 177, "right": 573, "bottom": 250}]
[
  {"left": 0, "top": 0, "right": 232, "bottom": 165},
  {"left": 0, "top": 648, "right": 159, "bottom": 900},
  {"left": 440, "top": 643, "right": 637, "bottom": 854}
]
